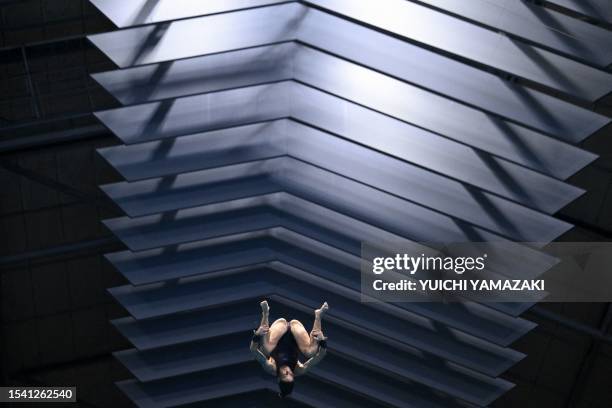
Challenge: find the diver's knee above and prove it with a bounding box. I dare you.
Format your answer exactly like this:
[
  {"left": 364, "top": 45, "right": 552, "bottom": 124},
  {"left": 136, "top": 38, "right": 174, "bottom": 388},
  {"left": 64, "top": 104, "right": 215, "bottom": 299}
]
[{"left": 289, "top": 319, "right": 305, "bottom": 330}]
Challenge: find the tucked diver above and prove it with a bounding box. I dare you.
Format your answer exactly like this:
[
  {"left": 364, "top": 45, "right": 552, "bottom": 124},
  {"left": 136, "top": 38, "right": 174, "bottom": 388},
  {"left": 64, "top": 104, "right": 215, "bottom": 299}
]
[{"left": 250, "top": 300, "right": 328, "bottom": 398}]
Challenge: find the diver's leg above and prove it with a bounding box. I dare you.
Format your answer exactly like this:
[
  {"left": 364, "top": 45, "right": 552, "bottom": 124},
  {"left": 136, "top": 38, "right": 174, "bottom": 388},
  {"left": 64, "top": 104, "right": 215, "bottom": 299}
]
[
  {"left": 256, "top": 300, "right": 276, "bottom": 354},
  {"left": 293, "top": 302, "right": 329, "bottom": 357},
  {"left": 289, "top": 319, "right": 311, "bottom": 355},
  {"left": 311, "top": 302, "right": 328, "bottom": 337},
  {"left": 258, "top": 300, "right": 270, "bottom": 329},
  {"left": 262, "top": 317, "right": 288, "bottom": 355}
]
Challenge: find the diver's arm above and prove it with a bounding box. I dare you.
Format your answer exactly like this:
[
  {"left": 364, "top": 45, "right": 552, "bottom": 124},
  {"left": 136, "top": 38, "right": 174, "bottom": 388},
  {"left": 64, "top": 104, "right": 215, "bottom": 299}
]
[
  {"left": 250, "top": 325, "right": 268, "bottom": 352},
  {"left": 295, "top": 340, "right": 327, "bottom": 375},
  {"left": 250, "top": 333, "right": 276, "bottom": 375},
  {"left": 249, "top": 333, "right": 262, "bottom": 353},
  {"left": 252, "top": 348, "right": 277, "bottom": 375}
]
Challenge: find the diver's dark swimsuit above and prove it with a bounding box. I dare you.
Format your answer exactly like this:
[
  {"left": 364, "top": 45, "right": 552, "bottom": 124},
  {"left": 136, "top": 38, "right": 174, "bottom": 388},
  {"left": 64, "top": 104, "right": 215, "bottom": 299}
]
[{"left": 271, "top": 330, "right": 300, "bottom": 371}]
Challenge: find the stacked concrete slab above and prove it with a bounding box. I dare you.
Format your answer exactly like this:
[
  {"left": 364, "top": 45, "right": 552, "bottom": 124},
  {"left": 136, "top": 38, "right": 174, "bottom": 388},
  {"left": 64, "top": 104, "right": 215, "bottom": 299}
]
[{"left": 88, "top": 1, "right": 611, "bottom": 406}]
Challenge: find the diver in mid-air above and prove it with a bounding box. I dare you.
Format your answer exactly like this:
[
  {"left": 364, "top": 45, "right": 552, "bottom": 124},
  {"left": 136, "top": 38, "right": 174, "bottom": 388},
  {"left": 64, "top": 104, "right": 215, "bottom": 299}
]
[{"left": 250, "top": 300, "right": 329, "bottom": 398}]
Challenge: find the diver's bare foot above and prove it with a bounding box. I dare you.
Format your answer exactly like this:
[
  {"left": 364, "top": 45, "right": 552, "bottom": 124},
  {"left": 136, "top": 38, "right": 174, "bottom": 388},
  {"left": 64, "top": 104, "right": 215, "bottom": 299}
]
[
  {"left": 315, "top": 302, "right": 328, "bottom": 317},
  {"left": 260, "top": 300, "right": 270, "bottom": 314}
]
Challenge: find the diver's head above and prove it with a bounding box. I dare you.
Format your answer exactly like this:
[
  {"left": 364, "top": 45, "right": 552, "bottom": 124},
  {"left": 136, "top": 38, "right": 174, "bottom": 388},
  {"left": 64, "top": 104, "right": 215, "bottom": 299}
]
[
  {"left": 277, "top": 366, "right": 295, "bottom": 398},
  {"left": 278, "top": 365, "right": 294, "bottom": 382}
]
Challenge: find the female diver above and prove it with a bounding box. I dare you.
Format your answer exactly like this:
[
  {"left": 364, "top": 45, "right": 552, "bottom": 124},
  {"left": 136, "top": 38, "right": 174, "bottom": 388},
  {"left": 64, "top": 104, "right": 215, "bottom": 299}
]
[{"left": 249, "top": 300, "right": 328, "bottom": 398}]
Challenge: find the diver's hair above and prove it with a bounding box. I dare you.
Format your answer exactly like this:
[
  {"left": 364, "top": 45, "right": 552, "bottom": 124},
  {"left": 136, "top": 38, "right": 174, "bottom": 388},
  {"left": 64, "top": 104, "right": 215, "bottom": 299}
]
[{"left": 278, "top": 380, "right": 294, "bottom": 398}]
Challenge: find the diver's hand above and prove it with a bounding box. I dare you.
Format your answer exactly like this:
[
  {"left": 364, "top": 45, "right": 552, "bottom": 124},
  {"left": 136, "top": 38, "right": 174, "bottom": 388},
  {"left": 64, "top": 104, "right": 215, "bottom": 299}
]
[
  {"left": 312, "top": 330, "right": 327, "bottom": 342},
  {"left": 255, "top": 326, "right": 269, "bottom": 337}
]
